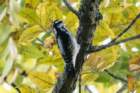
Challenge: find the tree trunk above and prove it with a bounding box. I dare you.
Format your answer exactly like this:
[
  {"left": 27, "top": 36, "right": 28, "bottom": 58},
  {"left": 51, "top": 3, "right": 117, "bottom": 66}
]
[{"left": 52, "top": 0, "right": 100, "bottom": 93}]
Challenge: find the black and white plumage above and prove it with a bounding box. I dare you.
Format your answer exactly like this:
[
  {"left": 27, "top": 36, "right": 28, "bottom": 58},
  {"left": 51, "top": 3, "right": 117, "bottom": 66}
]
[{"left": 53, "top": 20, "right": 79, "bottom": 69}]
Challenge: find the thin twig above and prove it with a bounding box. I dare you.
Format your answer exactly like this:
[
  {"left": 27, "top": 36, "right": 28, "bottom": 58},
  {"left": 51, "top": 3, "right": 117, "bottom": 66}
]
[
  {"left": 87, "top": 34, "right": 140, "bottom": 53},
  {"left": 63, "top": 0, "right": 80, "bottom": 18},
  {"left": 11, "top": 83, "right": 21, "bottom": 93},
  {"left": 116, "top": 84, "right": 127, "bottom": 93},
  {"left": 85, "top": 85, "right": 92, "bottom": 93},
  {"left": 104, "top": 70, "right": 127, "bottom": 83},
  {"left": 2, "top": 78, "right": 21, "bottom": 93},
  {"left": 111, "top": 13, "right": 140, "bottom": 43}
]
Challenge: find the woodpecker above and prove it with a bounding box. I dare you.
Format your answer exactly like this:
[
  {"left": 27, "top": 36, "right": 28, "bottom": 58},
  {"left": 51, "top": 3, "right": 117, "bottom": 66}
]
[{"left": 53, "top": 20, "right": 79, "bottom": 72}]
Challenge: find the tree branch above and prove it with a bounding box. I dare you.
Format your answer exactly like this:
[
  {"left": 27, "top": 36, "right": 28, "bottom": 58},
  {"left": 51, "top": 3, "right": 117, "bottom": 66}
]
[
  {"left": 53, "top": 0, "right": 100, "bottom": 93},
  {"left": 104, "top": 70, "right": 127, "bottom": 83},
  {"left": 111, "top": 13, "right": 140, "bottom": 43},
  {"left": 87, "top": 34, "right": 140, "bottom": 53},
  {"left": 86, "top": 13, "right": 140, "bottom": 53},
  {"left": 52, "top": 1, "right": 139, "bottom": 93},
  {"left": 63, "top": 0, "right": 80, "bottom": 18}
]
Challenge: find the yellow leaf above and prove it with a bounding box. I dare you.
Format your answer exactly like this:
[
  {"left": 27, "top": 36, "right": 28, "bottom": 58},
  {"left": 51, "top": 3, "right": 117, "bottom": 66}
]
[
  {"left": 28, "top": 70, "right": 57, "bottom": 91},
  {"left": 129, "top": 55, "right": 140, "bottom": 72},
  {"left": 128, "top": 75, "right": 136, "bottom": 92},
  {"left": 19, "top": 85, "right": 35, "bottom": 93},
  {"left": 36, "top": 1, "right": 63, "bottom": 29},
  {"left": 0, "top": 83, "right": 17, "bottom": 93},
  {"left": 19, "top": 25, "right": 42, "bottom": 44}
]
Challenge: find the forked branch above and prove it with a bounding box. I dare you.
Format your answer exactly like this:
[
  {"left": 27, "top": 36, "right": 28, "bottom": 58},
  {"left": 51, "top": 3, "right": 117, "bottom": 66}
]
[
  {"left": 87, "top": 34, "right": 140, "bottom": 53},
  {"left": 86, "top": 13, "right": 140, "bottom": 53}
]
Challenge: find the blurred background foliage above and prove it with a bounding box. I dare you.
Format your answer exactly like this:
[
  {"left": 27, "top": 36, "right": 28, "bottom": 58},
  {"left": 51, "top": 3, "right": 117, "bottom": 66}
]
[{"left": 0, "top": 0, "right": 140, "bottom": 93}]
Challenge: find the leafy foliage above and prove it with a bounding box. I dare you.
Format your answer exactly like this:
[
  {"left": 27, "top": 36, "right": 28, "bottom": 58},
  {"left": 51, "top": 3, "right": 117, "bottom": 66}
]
[{"left": 0, "top": 0, "right": 140, "bottom": 93}]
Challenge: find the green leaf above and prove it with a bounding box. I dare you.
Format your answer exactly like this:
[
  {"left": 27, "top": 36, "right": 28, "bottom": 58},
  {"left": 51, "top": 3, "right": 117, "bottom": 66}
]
[
  {"left": 19, "top": 44, "right": 44, "bottom": 59},
  {"left": 0, "top": 4, "right": 7, "bottom": 21},
  {"left": 0, "top": 38, "right": 18, "bottom": 83},
  {"left": 108, "top": 51, "right": 130, "bottom": 78},
  {"left": 95, "top": 72, "right": 113, "bottom": 87},
  {"left": 0, "top": 24, "right": 11, "bottom": 45},
  {"left": 19, "top": 25, "right": 42, "bottom": 44},
  {"left": 19, "top": 8, "right": 39, "bottom": 24}
]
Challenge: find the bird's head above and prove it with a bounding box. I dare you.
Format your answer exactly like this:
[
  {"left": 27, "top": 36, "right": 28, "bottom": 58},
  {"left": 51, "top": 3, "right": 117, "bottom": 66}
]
[
  {"left": 53, "top": 20, "right": 63, "bottom": 28},
  {"left": 53, "top": 20, "right": 65, "bottom": 35}
]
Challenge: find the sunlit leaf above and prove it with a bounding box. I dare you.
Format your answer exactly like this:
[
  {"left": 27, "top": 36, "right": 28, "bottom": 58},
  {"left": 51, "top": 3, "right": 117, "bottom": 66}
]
[
  {"left": 0, "top": 83, "right": 17, "bottom": 93},
  {"left": 0, "top": 4, "right": 7, "bottom": 22},
  {"left": 19, "top": 44, "right": 44, "bottom": 59},
  {"left": 19, "top": 84, "right": 36, "bottom": 93},
  {"left": 19, "top": 25, "right": 42, "bottom": 44},
  {"left": 0, "top": 24, "right": 11, "bottom": 45}
]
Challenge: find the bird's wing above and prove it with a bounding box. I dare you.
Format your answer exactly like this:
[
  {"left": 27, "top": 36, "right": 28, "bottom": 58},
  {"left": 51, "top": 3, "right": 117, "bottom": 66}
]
[{"left": 57, "top": 37, "right": 65, "bottom": 55}]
